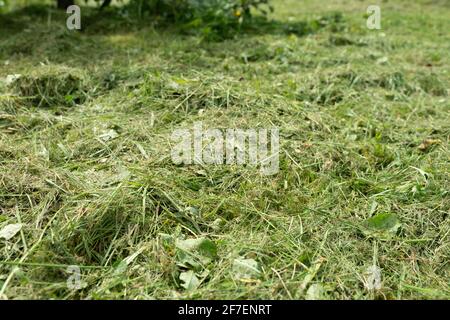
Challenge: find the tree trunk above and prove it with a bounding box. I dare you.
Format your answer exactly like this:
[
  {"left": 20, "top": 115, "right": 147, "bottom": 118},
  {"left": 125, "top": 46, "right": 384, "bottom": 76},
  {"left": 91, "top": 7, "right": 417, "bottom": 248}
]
[{"left": 57, "top": 0, "right": 75, "bottom": 9}]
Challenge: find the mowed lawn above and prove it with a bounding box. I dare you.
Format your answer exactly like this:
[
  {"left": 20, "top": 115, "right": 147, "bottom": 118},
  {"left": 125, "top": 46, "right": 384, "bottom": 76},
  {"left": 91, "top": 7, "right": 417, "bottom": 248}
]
[{"left": 0, "top": 0, "right": 448, "bottom": 299}]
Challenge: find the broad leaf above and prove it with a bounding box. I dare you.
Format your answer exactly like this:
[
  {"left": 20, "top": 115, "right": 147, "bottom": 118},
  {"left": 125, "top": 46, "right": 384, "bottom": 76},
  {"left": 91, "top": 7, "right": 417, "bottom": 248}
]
[
  {"left": 363, "top": 212, "right": 401, "bottom": 239},
  {"left": 232, "top": 258, "right": 261, "bottom": 280},
  {"left": 175, "top": 237, "right": 217, "bottom": 270},
  {"left": 179, "top": 270, "right": 200, "bottom": 291},
  {"left": 0, "top": 223, "right": 22, "bottom": 240}
]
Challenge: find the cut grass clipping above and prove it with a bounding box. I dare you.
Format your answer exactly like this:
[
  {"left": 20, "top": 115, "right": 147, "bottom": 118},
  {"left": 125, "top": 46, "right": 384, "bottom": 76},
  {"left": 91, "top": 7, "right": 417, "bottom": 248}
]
[
  {"left": 0, "top": 0, "right": 449, "bottom": 300},
  {"left": 7, "top": 66, "right": 90, "bottom": 108}
]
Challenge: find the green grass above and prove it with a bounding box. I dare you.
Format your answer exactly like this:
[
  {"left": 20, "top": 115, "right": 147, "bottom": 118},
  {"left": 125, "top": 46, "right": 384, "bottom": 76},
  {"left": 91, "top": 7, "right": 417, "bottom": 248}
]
[{"left": 0, "top": 0, "right": 449, "bottom": 299}]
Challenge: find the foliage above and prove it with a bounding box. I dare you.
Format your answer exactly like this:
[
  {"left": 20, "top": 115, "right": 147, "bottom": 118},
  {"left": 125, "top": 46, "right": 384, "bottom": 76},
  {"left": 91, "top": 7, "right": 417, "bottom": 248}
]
[
  {"left": 124, "top": 0, "right": 274, "bottom": 39},
  {"left": 0, "top": 0, "right": 9, "bottom": 13}
]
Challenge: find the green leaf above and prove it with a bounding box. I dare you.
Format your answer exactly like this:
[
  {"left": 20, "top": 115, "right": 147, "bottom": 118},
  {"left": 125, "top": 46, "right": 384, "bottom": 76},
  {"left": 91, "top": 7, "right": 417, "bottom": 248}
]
[
  {"left": 176, "top": 237, "right": 217, "bottom": 257},
  {"left": 159, "top": 233, "right": 175, "bottom": 247},
  {"left": 64, "top": 94, "right": 74, "bottom": 103},
  {"left": 366, "top": 212, "right": 400, "bottom": 231},
  {"left": 175, "top": 237, "right": 217, "bottom": 270},
  {"left": 363, "top": 212, "right": 401, "bottom": 239},
  {"left": 113, "top": 260, "right": 128, "bottom": 276},
  {"left": 179, "top": 270, "right": 200, "bottom": 291}
]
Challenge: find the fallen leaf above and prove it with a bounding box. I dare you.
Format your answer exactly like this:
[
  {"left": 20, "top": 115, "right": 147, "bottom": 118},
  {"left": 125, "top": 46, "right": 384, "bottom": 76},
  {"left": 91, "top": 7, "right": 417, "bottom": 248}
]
[
  {"left": 176, "top": 237, "right": 217, "bottom": 258},
  {"left": 376, "top": 56, "right": 389, "bottom": 65},
  {"left": 98, "top": 129, "right": 119, "bottom": 142},
  {"left": 363, "top": 265, "right": 382, "bottom": 291},
  {"left": 5, "top": 74, "right": 21, "bottom": 86},
  {"left": 363, "top": 212, "right": 401, "bottom": 239},
  {"left": 113, "top": 247, "right": 145, "bottom": 276},
  {"left": 306, "top": 283, "right": 325, "bottom": 300},
  {"left": 179, "top": 270, "right": 200, "bottom": 291},
  {"left": 175, "top": 237, "right": 217, "bottom": 270},
  {"left": 418, "top": 139, "right": 441, "bottom": 152},
  {"left": 0, "top": 223, "right": 22, "bottom": 240},
  {"left": 366, "top": 212, "right": 401, "bottom": 231},
  {"left": 232, "top": 258, "right": 261, "bottom": 281},
  {"left": 299, "top": 258, "right": 324, "bottom": 294}
]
